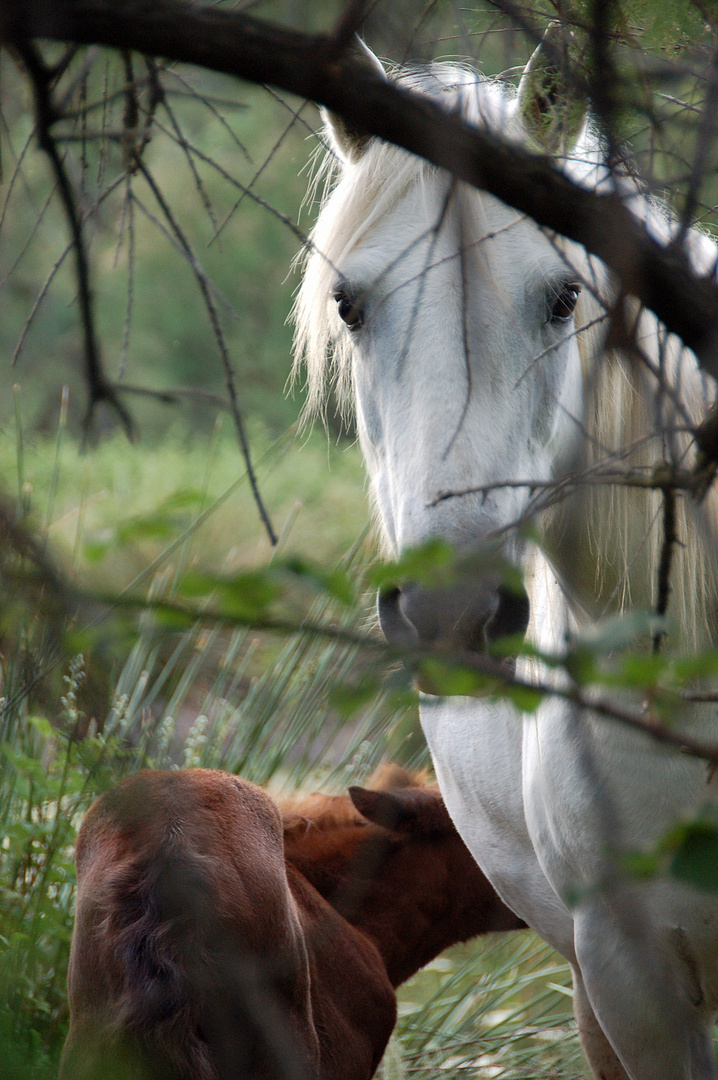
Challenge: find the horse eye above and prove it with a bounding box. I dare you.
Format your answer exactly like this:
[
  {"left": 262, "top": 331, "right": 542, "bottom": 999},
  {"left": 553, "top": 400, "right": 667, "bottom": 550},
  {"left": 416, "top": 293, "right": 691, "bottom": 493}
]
[
  {"left": 333, "top": 286, "right": 363, "bottom": 331},
  {"left": 549, "top": 282, "right": 581, "bottom": 324}
]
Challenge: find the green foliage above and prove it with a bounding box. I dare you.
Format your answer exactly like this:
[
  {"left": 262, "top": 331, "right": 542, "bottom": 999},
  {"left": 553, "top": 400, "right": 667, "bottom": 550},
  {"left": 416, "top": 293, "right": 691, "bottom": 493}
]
[
  {"left": 668, "top": 819, "right": 718, "bottom": 893},
  {"left": 621, "top": 812, "right": 718, "bottom": 896}
]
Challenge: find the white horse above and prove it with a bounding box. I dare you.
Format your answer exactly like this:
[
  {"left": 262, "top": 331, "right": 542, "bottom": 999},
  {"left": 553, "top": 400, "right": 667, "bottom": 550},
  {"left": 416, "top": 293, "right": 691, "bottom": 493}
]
[{"left": 293, "top": 36, "right": 718, "bottom": 1080}]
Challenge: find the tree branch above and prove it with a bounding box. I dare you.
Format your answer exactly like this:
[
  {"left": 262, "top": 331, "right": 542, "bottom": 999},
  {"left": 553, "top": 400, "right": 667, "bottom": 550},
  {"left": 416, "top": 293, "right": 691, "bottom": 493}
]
[
  {"left": 4, "top": 0, "right": 718, "bottom": 377},
  {"left": 77, "top": 584, "right": 718, "bottom": 768},
  {"left": 14, "top": 38, "right": 136, "bottom": 437}
]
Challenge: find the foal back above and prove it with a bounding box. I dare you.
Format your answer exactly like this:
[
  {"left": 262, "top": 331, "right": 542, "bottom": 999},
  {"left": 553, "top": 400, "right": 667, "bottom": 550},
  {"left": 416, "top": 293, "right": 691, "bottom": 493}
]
[{"left": 60, "top": 769, "right": 320, "bottom": 1080}]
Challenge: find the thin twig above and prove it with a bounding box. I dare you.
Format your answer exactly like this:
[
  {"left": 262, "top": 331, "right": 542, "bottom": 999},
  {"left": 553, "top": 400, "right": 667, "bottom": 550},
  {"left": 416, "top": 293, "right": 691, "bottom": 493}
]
[
  {"left": 15, "top": 41, "right": 135, "bottom": 437},
  {"left": 142, "top": 114, "right": 312, "bottom": 249},
  {"left": 161, "top": 88, "right": 220, "bottom": 235},
  {"left": 428, "top": 463, "right": 705, "bottom": 508},
  {"left": 114, "top": 382, "right": 237, "bottom": 412},
  {"left": 652, "top": 487, "right": 677, "bottom": 653},
  {"left": 129, "top": 190, "right": 238, "bottom": 316},
  {"left": 132, "top": 154, "right": 277, "bottom": 544},
  {"left": 12, "top": 173, "right": 126, "bottom": 367},
  {"left": 164, "top": 67, "right": 253, "bottom": 163},
  {"left": 0, "top": 177, "right": 58, "bottom": 288},
  {"left": 675, "top": 37, "right": 718, "bottom": 249},
  {"left": 210, "top": 98, "right": 310, "bottom": 247},
  {"left": 117, "top": 176, "right": 134, "bottom": 380}
]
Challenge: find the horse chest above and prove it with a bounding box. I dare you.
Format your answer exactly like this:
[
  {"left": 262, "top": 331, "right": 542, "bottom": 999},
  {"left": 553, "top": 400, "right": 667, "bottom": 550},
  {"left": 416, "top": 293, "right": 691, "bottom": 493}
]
[{"left": 419, "top": 694, "right": 576, "bottom": 958}]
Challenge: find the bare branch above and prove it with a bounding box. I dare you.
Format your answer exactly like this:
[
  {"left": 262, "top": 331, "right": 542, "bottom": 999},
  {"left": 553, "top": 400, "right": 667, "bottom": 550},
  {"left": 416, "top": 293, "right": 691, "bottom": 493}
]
[
  {"left": 13, "top": 40, "right": 135, "bottom": 437},
  {"left": 130, "top": 154, "right": 277, "bottom": 545},
  {"left": 652, "top": 488, "right": 677, "bottom": 654},
  {"left": 4, "top": 0, "right": 718, "bottom": 376},
  {"left": 428, "top": 462, "right": 706, "bottom": 509}
]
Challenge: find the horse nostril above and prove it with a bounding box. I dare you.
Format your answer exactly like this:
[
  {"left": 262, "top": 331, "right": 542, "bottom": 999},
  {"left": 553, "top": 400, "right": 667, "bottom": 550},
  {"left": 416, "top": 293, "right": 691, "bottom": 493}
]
[
  {"left": 486, "top": 585, "right": 531, "bottom": 643},
  {"left": 377, "top": 586, "right": 420, "bottom": 647}
]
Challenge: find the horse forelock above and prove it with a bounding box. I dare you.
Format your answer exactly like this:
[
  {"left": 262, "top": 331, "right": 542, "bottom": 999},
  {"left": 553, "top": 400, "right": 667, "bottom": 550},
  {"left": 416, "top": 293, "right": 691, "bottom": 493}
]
[{"left": 292, "top": 64, "right": 526, "bottom": 422}]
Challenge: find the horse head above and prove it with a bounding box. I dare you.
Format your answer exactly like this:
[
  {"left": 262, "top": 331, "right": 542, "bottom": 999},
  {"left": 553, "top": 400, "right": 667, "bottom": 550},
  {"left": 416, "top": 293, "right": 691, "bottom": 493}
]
[{"left": 296, "top": 32, "right": 593, "bottom": 661}]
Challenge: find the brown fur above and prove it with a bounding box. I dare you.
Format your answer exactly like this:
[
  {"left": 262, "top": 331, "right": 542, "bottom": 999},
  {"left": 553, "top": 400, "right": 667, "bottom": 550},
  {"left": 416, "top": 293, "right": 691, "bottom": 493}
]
[{"left": 61, "top": 766, "right": 524, "bottom": 1080}]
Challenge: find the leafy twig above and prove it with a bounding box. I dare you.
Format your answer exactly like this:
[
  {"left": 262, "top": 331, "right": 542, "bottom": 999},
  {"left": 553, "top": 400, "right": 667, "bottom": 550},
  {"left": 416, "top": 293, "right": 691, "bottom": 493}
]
[{"left": 75, "top": 584, "right": 718, "bottom": 768}]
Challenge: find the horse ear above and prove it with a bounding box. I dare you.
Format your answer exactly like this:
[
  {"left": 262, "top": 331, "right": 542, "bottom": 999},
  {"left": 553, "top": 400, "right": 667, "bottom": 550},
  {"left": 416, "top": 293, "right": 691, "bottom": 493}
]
[
  {"left": 321, "top": 38, "right": 388, "bottom": 164},
  {"left": 349, "top": 786, "right": 417, "bottom": 831},
  {"left": 517, "top": 21, "right": 587, "bottom": 154}
]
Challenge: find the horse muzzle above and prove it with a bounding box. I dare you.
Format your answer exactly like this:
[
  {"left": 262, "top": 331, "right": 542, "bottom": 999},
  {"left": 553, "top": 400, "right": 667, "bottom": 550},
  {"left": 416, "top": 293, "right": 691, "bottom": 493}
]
[{"left": 377, "top": 579, "right": 530, "bottom": 657}]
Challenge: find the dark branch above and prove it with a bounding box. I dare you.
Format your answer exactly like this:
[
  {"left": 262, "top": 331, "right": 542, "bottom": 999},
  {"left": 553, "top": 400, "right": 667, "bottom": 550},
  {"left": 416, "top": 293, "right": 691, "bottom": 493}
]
[
  {"left": 131, "top": 154, "right": 277, "bottom": 545},
  {"left": 652, "top": 488, "right": 677, "bottom": 654},
  {"left": 4, "top": 0, "right": 718, "bottom": 377},
  {"left": 14, "top": 39, "right": 136, "bottom": 438}
]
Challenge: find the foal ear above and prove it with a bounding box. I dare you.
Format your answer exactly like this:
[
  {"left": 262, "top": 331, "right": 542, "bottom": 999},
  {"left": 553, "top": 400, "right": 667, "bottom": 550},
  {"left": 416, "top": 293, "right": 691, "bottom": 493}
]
[
  {"left": 321, "top": 38, "right": 388, "bottom": 164},
  {"left": 517, "top": 21, "right": 587, "bottom": 154},
  {"left": 349, "top": 786, "right": 417, "bottom": 831}
]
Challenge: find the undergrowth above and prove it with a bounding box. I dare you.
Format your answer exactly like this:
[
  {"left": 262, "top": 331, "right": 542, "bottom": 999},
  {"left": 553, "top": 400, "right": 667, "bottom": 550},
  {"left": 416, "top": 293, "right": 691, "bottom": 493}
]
[{"left": 0, "top": 414, "right": 584, "bottom": 1080}]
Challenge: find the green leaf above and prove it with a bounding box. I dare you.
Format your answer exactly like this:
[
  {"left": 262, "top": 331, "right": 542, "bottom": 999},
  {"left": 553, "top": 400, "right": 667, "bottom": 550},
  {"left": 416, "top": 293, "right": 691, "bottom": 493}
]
[
  {"left": 501, "top": 683, "right": 544, "bottom": 712},
  {"left": 615, "top": 653, "right": 668, "bottom": 690},
  {"left": 672, "top": 649, "right": 718, "bottom": 683},
  {"left": 667, "top": 821, "right": 718, "bottom": 893},
  {"left": 218, "top": 571, "right": 281, "bottom": 617},
  {"left": 178, "top": 569, "right": 281, "bottom": 618},
  {"left": 282, "top": 556, "right": 356, "bottom": 605},
  {"left": 329, "top": 676, "right": 380, "bottom": 717},
  {"left": 618, "top": 850, "right": 663, "bottom": 881},
  {"left": 563, "top": 647, "right": 598, "bottom": 686},
  {"left": 152, "top": 607, "right": 196, "bottom": 632},
  {"left": 369, "top": 539, "right": 456, "bottom": 591},
  {"left": 418, "top": 658, "right": 496, "bottom": 697},
  {"left": 83, "top": 534, "right": 113, "bottom": 563},
  {"left": 26, "top": 715, "right": 54, "bottom": 740},
  {"left": 156, "top": 489, "right": 206, "bottom": 512}
]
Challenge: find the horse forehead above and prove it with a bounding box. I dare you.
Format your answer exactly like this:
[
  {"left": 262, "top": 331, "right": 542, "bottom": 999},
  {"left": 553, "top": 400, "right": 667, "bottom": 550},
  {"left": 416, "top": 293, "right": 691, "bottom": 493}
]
[{"left": 342, "top": 184, "right": 561, "bottom": 293}]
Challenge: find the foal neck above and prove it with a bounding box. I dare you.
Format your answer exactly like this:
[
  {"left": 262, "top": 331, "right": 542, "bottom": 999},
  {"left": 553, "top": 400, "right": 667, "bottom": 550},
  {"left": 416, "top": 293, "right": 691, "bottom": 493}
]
[{"left": 282, "top": 787, "right": 524, "bottom": 987}]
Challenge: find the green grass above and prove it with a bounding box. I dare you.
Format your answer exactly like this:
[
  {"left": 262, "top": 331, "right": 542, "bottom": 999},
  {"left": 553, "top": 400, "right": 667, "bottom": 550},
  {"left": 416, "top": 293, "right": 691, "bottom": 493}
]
[{"left": 0, "top": 403, "right": 370, "bottom": 582}]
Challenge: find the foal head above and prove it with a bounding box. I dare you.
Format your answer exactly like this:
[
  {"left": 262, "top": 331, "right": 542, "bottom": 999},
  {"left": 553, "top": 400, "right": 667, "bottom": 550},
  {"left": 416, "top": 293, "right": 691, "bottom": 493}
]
[{"left": 283, "top": 765, "right": 524, "bottom": 987}]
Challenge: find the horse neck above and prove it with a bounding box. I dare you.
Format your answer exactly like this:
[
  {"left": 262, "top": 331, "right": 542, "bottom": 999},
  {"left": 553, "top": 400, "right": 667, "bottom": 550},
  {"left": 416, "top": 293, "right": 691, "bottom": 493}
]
[{"left": 284, "top": 806, "right": 522, "bottom": 987}]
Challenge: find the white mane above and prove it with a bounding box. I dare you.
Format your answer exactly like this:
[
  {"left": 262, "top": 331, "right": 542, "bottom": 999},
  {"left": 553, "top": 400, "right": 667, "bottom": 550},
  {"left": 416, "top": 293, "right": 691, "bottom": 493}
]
[{"left": 293, "top": 61, "right": 718, "bottom": 650}]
